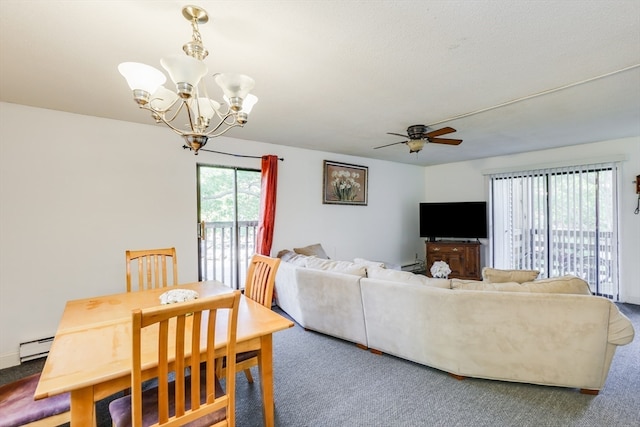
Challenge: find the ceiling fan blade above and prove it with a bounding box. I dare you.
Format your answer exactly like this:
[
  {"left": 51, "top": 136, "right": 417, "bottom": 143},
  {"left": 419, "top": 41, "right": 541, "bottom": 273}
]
[
  {"left": 428, "top": 137, "right": 463, "bottom": 145},
  {"left": 374, "top": 141, "right": 407, "bottom": 149},
  {"left": 425, "top": 126, "right": 456, "bottom": 138},
  {"left": 386, "top": 132, "right": 410, "bottom": 138}
]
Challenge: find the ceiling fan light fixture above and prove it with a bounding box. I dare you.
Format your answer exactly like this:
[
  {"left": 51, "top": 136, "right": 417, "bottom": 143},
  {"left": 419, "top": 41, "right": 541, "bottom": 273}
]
[
  {"left": 407, "top": 139, "right": 425, "bottom": 153},
  {"left": 377, "top": 124, "right": 462, "bottom": 154},
  {"left": 118, "top": 5, "right": 258, "bottom": 154}
]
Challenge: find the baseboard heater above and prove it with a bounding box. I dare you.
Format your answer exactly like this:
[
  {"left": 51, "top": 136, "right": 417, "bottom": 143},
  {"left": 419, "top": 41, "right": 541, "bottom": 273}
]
[{"left": 19, "top": 337, "right": 54, "bottom": 362}]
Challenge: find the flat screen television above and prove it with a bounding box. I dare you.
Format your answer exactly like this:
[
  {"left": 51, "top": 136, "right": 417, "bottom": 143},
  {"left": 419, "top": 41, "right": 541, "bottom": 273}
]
[{"left": 419, "top": 201, "right": 488, "bottom": 240}]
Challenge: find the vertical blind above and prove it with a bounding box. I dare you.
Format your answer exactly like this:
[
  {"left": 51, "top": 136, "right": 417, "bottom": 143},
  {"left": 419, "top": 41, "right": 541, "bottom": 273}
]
[{"left": 489, "top": 162, "right": 619, "bottom": 299}]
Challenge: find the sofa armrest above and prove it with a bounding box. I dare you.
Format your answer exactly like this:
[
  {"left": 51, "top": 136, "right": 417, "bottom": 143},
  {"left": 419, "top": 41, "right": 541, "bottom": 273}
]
[
  {"left": 608, "top": 305, "right": 635, "bottom": 345},
  {"left": 295, "top": 268, "right": 368, "bottom": 346},
  {"left": 274, "top": 262, "right": 305, "bottom": 325}
]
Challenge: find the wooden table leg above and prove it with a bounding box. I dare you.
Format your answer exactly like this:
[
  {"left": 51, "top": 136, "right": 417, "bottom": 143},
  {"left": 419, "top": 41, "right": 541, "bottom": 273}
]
[
  {"left": 70, "top": 386, "right": 96, "bottom": 427},
  {"left": 258, "top": 334, "right": 274, "bottom": 427}
]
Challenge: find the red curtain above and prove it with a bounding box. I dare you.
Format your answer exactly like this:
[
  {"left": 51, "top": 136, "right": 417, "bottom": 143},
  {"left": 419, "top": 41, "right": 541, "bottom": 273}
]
[{"left": 255, "top": 155, "right": 278, "bottom": 256}]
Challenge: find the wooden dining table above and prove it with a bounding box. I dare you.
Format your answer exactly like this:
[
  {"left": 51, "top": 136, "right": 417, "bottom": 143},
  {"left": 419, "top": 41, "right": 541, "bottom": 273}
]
[{"left": 34, "top": 281, "right": 294, "bottom": 426}]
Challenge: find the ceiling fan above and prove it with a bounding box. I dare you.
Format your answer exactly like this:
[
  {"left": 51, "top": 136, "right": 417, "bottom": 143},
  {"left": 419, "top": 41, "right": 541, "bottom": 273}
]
[{"left": 374, "top": 124, "right": 462, "bottom": 153}]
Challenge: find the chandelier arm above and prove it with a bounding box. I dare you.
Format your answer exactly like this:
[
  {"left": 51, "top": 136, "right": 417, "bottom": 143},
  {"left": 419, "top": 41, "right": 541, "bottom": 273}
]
[
  {"left": 184, "top": 102, "right": 198, "bottom": 132},
  {"left": 139, "top": 104, "right": 195, "bottom": 136},
  {"left": 148, "top": 94, "right": 182, "bottom": 112},
  {"left": 203, "top": 113, "right": 239, "bottom": 136},
  {"left": 161, "top": 101, "right": 186, "bottom": 123},
  {"left": 204, "top": 122, "right": 243, "bottom": 139},
  {"left": 151, "top": 98, "right": 186, "bottom": 124},
  {"left": 138, "top": 102, "right": 240, "bottom": 138},
  {"left": 215, "top": 104, "right": 232, "bottom": 117}
]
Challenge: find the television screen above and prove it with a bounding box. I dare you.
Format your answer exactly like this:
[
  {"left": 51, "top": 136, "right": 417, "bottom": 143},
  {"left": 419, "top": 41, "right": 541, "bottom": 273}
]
[{"left": 419, "top": 201, "right": 488, "bottom": 239}]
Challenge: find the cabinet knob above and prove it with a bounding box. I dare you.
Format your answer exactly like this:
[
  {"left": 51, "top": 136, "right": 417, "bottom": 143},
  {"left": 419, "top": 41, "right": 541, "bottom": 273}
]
[
  {"left": 433, "top": 247, "right": 440, "bottom": 251},
  {"left": 452, "top": 248, "right": 459, "bottom": 252}
]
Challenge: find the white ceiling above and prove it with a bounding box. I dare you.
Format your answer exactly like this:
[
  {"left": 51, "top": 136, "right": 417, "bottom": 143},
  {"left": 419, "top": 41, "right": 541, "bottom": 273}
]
[{"left": 1, "top": 0, "right": 639, "bottom": 166}]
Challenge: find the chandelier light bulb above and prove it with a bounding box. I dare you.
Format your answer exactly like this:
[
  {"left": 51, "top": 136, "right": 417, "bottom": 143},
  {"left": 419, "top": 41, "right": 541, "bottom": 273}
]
[
  {"left": 215, "top": 73, "right": 255, "bottom": 110},
  {"left": 240, "top": 94, "right": 258, "bottom": 114},
  {"left": 189, "top": 97, "right": 220, "bottom": 120},
  {"left": 160, "top": 54, "right": 208, "bottom": 99},
  {"left": 118, "top": 62, "right": 166, "bottom": 104}
]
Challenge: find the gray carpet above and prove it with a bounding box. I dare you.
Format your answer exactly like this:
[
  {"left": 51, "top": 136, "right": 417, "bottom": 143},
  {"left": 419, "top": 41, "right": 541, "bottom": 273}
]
[{"left": 2, "top": 303, "right": 638, "bottom": 426}]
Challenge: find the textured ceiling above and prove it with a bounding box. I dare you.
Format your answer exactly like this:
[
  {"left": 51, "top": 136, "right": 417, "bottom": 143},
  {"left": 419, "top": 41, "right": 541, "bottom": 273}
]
[{"left": 1, "top": 0, "right": 639, "bottom": 166}]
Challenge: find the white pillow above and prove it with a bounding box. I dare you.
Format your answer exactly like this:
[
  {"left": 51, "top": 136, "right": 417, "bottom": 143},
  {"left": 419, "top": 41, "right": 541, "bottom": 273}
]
[
  {"left": 305, "top": 257, "right": 367, "bottom": 277},
  {"left": 367, "top": 266, "right": 451, "bottom": 289}
]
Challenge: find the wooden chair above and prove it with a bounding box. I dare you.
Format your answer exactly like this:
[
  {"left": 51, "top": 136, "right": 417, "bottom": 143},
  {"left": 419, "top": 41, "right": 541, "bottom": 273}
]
[
  {"left": 219, "top": 254, "right": 281, "bottom": 383},
  {"left": 126, "top": 247, "right": 178, "bottom": 292},
  {"left": 108, "top": 291, "right": 241, "bottom": 427},
  {"left": 0, "top": 372, "right": 70, "bottom": 427}
]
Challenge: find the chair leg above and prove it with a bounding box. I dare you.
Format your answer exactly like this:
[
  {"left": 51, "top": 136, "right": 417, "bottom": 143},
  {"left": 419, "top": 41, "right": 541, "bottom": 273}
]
[{"left": 243, "top": 368, "right": 254, "bottom": 383}]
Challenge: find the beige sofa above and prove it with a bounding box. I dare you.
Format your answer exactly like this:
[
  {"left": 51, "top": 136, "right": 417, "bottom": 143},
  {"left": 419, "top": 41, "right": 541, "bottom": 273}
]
[
  {"left": 274, "top": 251, "right": 635, "bottom": 393},
  {"left": 275, "top": 256, "right": 369, "bottom": 347}
]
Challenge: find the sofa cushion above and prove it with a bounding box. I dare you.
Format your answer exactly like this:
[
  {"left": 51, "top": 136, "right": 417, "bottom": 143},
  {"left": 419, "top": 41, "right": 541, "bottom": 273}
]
[
  {"left": 305, "top": 257, "right": 367, "bottom": 277},
  {"left": 294, "top": 243, "right": 330, "bottom": 259},
  {"left": 353, "top": 258, "right": 386, "bottom": 269},
  {"left": 288, "top": 255, "right": 311, "bottom": 267},
  {"left": 482, "top": 267, "right": 540, "bottom": 283},
  {"left": 367, "top": 267, "right": 451, "bottom": 288},
  {"left": 451, "top": 279, "right": 527, "bottom": 292},
  {"left": 521, "top": 275, "right": 592, "bottom": 295}
]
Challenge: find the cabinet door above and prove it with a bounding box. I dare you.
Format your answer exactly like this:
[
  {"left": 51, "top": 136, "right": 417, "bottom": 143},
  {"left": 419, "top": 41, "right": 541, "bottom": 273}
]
[
  {"left": 427, "top": 246, "right": 463, "bottom": 277},
  {"left": 426, "top": 242, "right": 481, "bottom": 279},
  {"left": 463, "top": 247, "right": 480, "bottom": 278},
  {"left": 445, "top": 252, "right": 464, "bottom": 277}
]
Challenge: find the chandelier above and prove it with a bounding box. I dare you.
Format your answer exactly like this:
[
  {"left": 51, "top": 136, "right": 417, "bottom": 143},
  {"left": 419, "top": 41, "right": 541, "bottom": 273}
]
[{"left": 118, "top": 5, "right": 257, "bottom": 154}]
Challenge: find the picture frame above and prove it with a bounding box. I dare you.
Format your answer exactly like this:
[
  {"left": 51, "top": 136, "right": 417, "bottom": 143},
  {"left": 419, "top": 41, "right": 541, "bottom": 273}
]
[{"left": 322, "top": 160, "right": 368, "bottom": 206}]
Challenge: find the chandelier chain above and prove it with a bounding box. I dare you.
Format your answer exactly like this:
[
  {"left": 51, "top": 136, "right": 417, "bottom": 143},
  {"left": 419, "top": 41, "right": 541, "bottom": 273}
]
[{"left": 190, "top": 18, "right": 203, "bottom": 45}]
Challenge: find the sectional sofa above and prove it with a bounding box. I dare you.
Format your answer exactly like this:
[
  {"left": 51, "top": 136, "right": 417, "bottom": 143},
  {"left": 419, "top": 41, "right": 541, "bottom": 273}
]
[{"left": 274, "top": 250, "right": 635, "bottom": 394}]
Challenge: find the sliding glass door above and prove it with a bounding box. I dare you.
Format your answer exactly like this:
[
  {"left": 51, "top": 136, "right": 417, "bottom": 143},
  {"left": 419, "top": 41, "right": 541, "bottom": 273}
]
[
  {"left": 197, "top": 165, "right": 261, "bottom": 289},
  {"left": 490, "top": 163, "right": 619, "bottom": 298}
]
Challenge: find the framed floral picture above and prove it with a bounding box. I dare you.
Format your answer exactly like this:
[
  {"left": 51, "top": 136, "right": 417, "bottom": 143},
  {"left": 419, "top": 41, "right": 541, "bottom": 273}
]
[{"left": 323, "top": 160, "right": 368, "bottom": 205}]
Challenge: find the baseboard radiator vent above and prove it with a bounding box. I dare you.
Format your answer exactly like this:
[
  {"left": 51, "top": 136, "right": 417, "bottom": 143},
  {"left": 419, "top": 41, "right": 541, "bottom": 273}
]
[{"left": 19, "top": 337, "right": 54, "bottom": 362}]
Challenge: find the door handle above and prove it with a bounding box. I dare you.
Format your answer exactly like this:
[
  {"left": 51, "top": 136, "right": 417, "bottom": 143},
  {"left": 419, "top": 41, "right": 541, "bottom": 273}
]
[{"left": 199, "top": 221, "right": 206, "bottom": 240}]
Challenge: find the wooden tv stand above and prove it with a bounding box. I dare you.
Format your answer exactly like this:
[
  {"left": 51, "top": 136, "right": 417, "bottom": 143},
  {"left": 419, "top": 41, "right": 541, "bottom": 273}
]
[{"left": 425, "top": 241, "right": 481, "bottom": 280}]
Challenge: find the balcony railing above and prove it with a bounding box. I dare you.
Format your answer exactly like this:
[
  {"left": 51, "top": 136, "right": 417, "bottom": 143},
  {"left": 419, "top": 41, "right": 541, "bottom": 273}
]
[
  {"left": 199, "top": 220, "right": 258, "bottom": 289},
  {"left": 511, "top": 228, "right": 615, "bottom": 297}
]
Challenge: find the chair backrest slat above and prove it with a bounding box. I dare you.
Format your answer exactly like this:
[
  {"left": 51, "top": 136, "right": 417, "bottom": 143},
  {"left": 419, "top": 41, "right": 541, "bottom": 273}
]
[
  {"left": 244, "top": 254, "right": 281, "bottom": 308},
  {"left": 130, "top": 291, "right": 240, "bottom": 427},
  {"left": 126, "top": 247, "right": 178, "bottom": 292}
]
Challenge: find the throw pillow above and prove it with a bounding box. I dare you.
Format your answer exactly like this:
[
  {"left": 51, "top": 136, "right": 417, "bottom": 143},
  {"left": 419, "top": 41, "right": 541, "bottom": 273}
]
[
  {"left": 304, "top": 257, "right": 367, "bottom": 277},
  {"left": 521, "top": 276, "right": 592, "bottom": 295},
  {"left": 482, "top": 267, "right": 540, "bottom": 283},
  {"left": 451, "top": 279, "right": 527, "bottom": 292},
  {"left": 293, "top": 243, "right": 330, "bottom": 259},
  {"left": 276, "top": 249, "right": 297, "bottom": 262},
  {"left": 367, "top": 267, "right": 451, "bottom": 289}
]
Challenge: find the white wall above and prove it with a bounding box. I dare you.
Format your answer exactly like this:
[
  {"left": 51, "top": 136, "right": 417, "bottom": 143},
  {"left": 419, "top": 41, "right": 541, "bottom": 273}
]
[
  {"left": 0, "top": 102, "right": 425, "bottom": 367},
  {"left": 424, "top": 137, "right": 640, "bottom": 304}
]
